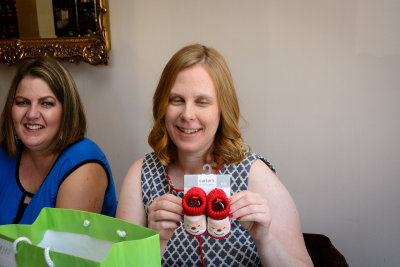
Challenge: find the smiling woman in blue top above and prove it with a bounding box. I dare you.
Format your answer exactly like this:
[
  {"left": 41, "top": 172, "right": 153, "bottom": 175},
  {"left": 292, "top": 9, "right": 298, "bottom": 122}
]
[{"left": 0, "top": 57, "right": 117, "bottom": 225}]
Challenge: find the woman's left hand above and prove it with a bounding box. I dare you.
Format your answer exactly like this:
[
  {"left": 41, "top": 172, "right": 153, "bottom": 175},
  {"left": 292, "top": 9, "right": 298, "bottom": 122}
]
[{"left": 229, "top": 190, "right": 272, "bottom": 242}]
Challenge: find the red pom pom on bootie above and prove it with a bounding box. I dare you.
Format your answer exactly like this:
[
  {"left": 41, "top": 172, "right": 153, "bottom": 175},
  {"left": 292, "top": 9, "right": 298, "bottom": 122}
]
[
  {"left": 182, "top": 187, "right": 207, "bottom": 237},
  {"left": 206, "top": 188, "right": 231, "bottom": 239}
]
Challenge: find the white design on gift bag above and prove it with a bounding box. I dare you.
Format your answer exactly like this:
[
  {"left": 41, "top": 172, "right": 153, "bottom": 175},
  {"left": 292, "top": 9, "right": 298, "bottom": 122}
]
[
  {"left": 0, "top": 238, "right": 18, "bottom": 267},
  {"left": 36, "top": 219, "right": 128, "bottom": 263},
  {"left": 38, "top": 231, "right": 114, "bottom": 262}
]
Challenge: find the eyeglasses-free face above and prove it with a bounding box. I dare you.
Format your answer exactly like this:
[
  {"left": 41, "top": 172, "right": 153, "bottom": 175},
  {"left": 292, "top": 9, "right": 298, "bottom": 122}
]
[
  {"left": 165, "top": 64, "right": 221, "bottom": 158},
  {"left": 12, "top": 76, "right": 63, "bottom": 154}
]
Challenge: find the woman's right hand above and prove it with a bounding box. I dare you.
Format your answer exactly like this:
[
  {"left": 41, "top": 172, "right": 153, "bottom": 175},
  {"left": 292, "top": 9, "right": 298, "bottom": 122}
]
[{"left": 147, "top": 193, "right": 183, "bottom": 243}]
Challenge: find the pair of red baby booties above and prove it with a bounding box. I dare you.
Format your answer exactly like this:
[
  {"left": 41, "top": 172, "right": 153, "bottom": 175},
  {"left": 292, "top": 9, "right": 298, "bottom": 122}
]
[{"left": 182, "top": 187, "right": 231, "bottom": 239}]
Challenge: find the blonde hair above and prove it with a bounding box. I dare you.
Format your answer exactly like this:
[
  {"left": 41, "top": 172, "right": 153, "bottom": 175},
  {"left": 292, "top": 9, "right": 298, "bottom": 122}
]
[
  {"left": 0, "top": 57, "right": 86, "bottom": 156},
  {"left": 148, "top": 44, "right": 249, "bottom": 165}
]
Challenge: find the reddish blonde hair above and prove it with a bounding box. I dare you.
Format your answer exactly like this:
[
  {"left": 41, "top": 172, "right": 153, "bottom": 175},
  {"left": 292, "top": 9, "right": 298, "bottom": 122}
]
[{"left": 148, "top": 44, "right": 249, "bottom": 166}]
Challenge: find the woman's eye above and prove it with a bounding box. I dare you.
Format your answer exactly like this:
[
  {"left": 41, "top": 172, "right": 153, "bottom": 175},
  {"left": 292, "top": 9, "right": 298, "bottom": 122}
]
[
  {"left": 169, "top": 98, "right": 183, "bottom": 104},
  {"left": 15, "top": 100, "right": 28, "bottom": 106},
  {"left": 42, "top": 101, "right": 55, "bottom": 107},
  {"left": 197, "top": 99, "right": 209, "bottom": 105}
]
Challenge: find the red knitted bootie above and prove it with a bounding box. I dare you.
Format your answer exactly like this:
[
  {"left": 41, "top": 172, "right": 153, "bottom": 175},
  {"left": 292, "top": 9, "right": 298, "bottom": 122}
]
[
  {"left": 182, "top": 187, "right": 207, "bottom": 237},
  {"left": 206, "top": 188, "right": 231, "bottom": 239}
]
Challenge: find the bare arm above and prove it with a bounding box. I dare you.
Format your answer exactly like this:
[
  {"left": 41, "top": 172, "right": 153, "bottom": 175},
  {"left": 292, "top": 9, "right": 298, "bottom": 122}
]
[
  {"left": 56, "top": 162, "right": 108, "bottom": 213},
  {"left": 230, "top": 159, "right": 313, "bottom": 267},
  {"left": 116, "top": 158, "right": 147, "bottom": 226},
  {"left": 116, "top": 158, "right": 183, "bottom": 256}
]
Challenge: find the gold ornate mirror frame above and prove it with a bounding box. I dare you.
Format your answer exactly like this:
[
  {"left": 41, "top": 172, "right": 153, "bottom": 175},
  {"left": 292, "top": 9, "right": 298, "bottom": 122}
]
[{"left": 0, "top": 0, "right": 110, "bottom": 65}]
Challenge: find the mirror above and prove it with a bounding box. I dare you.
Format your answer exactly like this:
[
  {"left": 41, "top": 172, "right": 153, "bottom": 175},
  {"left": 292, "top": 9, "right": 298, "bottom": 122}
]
[{"left": 0, "top": 0, "right": 110, "bottom": 65}]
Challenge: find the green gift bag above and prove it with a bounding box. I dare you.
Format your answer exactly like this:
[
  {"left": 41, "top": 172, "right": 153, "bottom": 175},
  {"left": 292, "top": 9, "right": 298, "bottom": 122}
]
[{"left": 0, "top": 208, "right": 160, "bottom": 267}]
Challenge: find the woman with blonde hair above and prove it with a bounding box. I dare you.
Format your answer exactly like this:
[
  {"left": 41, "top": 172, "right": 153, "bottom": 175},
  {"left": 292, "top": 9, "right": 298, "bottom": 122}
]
[{"left": 117, "top": 44, "right": 313, "bottom": 266}]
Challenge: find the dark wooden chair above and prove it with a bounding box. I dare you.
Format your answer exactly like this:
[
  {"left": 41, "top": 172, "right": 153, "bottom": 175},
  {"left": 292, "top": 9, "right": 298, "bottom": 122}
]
[{"left": 303, "top": 233, "right": 349, "bottom": 267}]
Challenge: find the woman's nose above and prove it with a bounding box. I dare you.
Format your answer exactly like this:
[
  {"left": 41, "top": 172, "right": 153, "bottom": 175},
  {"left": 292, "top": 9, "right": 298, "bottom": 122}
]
[
  {"left": 26, "top": 105, "right": 40, "bottom": 119},
  {"left": 181, "top": 104, "right": 195, "bottom": 121}
]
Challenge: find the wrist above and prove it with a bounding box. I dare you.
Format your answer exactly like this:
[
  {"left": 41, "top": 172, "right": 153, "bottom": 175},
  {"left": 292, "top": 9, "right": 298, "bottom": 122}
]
[{"left": 253, "top": 230, "right": 274, "bottom": 248}]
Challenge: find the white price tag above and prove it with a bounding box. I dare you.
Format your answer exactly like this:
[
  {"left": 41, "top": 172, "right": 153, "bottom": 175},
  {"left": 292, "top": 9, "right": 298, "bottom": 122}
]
[{"left": 184, "top": 174, "right": 230, "bottom": 196}]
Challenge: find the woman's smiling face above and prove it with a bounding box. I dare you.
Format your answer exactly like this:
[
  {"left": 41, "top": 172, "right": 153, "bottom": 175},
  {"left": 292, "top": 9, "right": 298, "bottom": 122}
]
[
  {"left": 165, "top": 64, "right": 221, "bottom": 157},
  {"left": 12, "top": 76, "right": 62, "bottom": 153}
]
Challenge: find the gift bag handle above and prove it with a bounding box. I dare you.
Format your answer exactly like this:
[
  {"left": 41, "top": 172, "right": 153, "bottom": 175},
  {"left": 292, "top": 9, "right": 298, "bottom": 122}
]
[
  {"left": 13, "top": 237, "right": 54, "bottom": 267},
  {"left": 11, "top": 220, "right": 128, "bottom": 267},
  {"left": 84, "top": 219, "right": 127, "bottom": 238},
  {"left": 13, "top": 237, "right": 32, "bottom": 253},
  {"left": 44, "top": 246, "right": 54, "bottom": 267}
]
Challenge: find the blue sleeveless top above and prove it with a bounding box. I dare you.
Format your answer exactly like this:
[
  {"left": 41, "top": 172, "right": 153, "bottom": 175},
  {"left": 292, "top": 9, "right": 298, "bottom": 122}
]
[
  {"left": 141, "top": 152, "right": 275, "bottom": 267},
  {"left": 0, "top": 138, "right": 117, "bottom": 225}
]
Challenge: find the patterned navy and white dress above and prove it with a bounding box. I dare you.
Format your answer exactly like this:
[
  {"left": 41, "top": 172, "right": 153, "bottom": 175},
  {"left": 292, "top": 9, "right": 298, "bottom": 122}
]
[{"left": 141, "top": 152, "right": 275, "bottom": 267}]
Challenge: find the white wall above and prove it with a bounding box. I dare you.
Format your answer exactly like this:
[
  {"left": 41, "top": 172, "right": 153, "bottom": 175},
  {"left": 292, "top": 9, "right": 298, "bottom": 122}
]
[{"left": 1, "top": 1, "right": 399, "bottom": 266}]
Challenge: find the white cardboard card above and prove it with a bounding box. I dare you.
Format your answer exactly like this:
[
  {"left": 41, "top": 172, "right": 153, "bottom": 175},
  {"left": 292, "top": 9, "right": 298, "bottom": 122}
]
[{"left": 184, "top": 174, "right": 230, "bottom": 197}]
